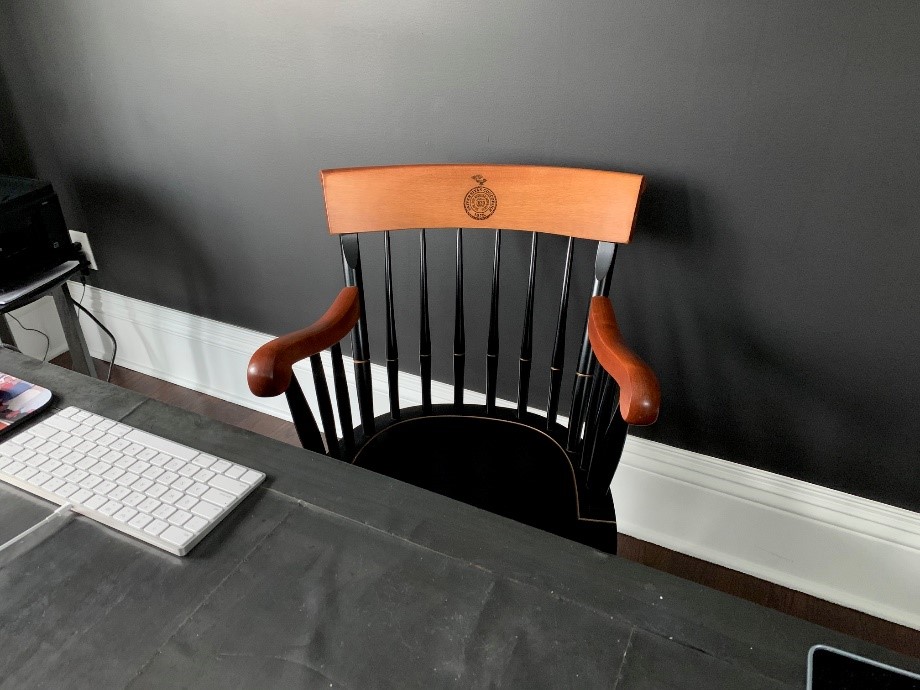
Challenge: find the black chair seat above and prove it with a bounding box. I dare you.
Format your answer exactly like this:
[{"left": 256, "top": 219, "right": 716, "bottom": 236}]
[{"left": 353, "top": 413, "right": 580, "bottom": 536}]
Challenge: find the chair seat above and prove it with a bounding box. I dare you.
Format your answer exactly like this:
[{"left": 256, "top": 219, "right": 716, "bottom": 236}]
[{"left": 353, "top": 413, "right": 581, "bottom": 536}]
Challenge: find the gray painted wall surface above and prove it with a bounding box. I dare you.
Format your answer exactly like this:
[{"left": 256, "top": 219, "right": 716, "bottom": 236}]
[{"left": 1, "top": 2, "right": 918, "bottom": 511}]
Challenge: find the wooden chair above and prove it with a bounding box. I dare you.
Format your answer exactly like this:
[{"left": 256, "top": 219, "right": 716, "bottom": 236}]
[{"left": 248, "top": 164, "right": 659, "bottom": 554}]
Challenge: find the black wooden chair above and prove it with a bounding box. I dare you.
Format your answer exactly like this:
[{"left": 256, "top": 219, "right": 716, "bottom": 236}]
[{"left": 248, "top": 164, "right": 659, "bottom": 554}]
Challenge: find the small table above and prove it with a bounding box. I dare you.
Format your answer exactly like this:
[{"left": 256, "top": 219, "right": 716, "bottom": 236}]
[{"left": 0, "top": 261, "right": 97, "bottom": 378}]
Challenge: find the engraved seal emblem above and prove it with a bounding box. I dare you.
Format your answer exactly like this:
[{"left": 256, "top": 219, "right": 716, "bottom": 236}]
[{"left": 464, "top": 174, "right": 497, "bottom": 220}]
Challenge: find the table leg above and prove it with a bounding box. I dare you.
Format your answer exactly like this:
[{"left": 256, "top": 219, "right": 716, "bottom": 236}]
[
  {"left": 52, "top": 284, "right": 98, "bottom": 378},
  {"left": 0, "top": 314, "right": 17, "bottom": 350}
]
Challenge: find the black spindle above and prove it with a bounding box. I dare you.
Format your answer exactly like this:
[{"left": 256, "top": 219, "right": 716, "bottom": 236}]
[
  {"left": 516, "top": 232, "right": 538, "bottom": 418},
  {"left": 330, "top": 342, "right": 355, "bottom": 455},
  {"left": 453, "top": 229, "right": 465, "bottom": 408},
  {"left": 546, "top": 237, "right": 575, "bottom": 428},
  {"left": 419, "top": 229, "right": 432, "bottom": 413},
  {"left": 384, "top": 232, "right": 400, "bottom": 421},
  {"left": 583, "top": 373, "right": 617, "bottom": 481},
  {"left": 310, "top": 353, "right": 340, "bottom": 457},
  {"left": 485, "top": 229, "right": 501, "bottom": 414},
  {"left": 578, "top": 356, "right": 605, "bottom": 469},
  {"left": 341, "top": 234, "right": 375, "bottom": 434},
  {"left": 566, "top": 241, "right": 617, "bottom": 452},
  {"left": 586, "top": 404, "right": 629, "bottom": 505},
  {"left": 285, "top": 374, "right": 324, "bottom": 453}
]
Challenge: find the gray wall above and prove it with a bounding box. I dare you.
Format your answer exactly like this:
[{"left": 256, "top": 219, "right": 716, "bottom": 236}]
[{"left": 2, "top": 1, "right": 918, "bottom": 511}]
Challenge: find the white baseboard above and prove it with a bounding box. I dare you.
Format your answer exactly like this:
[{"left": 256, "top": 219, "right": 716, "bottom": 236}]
[{"left": 22, "top": 283, "right": 920, "bottom": 630}]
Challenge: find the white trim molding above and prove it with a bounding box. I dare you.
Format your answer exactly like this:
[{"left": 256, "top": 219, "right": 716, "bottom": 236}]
[{"left": 24, "top": 283, "right": 920, "bottom": 630}]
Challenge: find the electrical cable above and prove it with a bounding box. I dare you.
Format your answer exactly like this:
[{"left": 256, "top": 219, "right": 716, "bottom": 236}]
[
  {"left": 69, "top": 289, "right": 118, "bottom": 383},
  {"left": 4, "top": 312, "right": 51, "bottom": 362}
]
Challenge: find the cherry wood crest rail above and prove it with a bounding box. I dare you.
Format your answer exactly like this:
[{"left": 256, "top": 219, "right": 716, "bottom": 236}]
[{"left": 248, "top": 163, "right": 660, "bottom": 554}]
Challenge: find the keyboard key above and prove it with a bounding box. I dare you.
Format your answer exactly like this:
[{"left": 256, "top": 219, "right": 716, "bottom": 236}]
[
  {"left": 192, "top": 454, "right": 216, "bottom": 468},
  {"left": 168, "top": 509, "right": 192, "bottom": 526},
  {"left": 47, "top": 415, "right": 79, "bottom": 432},
  {"left": 224, "top": 464, "right": 245, "bottom": 480},
  {"left": 50, "top": 432, "right": 71, "bottom": 446},
  {"left": 191, "top": 500, "right": 221, "bottom": 520},
  {"left": 241, "top": 470, "right": 262, "bottom": 485},
  {"left": 49, "top": 446, "right": 71, "bottom": 459},
  {"left": 160, "top": 525, "right": 193, "bottom": 547},
  {"left": 158, "top": 471, "right": 179, "bottom": 486},
  {"left": 13, "top": 465, "right": 38, "bottom": 481},
  {"left": 51, "top": 465, "right": 75, "bottom": 479},
  {"left": 31, "top": 425, "right": 57, "bottom": 439},
  {"left": 150, "top": 453, "right": 171, "bottom": 467},
  {"left": 109, "top": 486, "right": 131, "bottom": 502},
  {"left": 123, "top": 491, "right": 146, "bottom": 507},
  {"left": 75, "top": 440, "right": 96, "bottom": 454},
  {"left": 95, "top": 432, "right": 115, "bottom": 445},
  {"left": 209, "top": 474, "right": 247, "bottom": 495},
  {"left": 136, "top": 448, "right": 157, "bottom": 462},
  {"left": 128, "top": 460, "right": 149, "bottom": 475},
  {"left": 67, "top": 468, "right": 89, "bottom": 483},
  {"left": 43, "top": 477, "right": 65, "bottom": 493},
  {"left": 88, "top": 446, "right": 109, "bottom": 459},
  {"left": 131, "top": 477, "right": 154, "bottom": 493},
  {"left": 96, "top": 418, "right": 115, "bottom": 431},
  {"left": 123, "top": 443, "right": 144, "bottom": 457},
  {"left": 144, "top": 518, "right": 169, "bottom": 537},
  {"left": 57, "top": 482, "right": 80, "bottom": 498},
  {"left": 164, "top": 458, "right": 184, "bottom": 472},
  {"left": 113, "top": 506, "right": 137, "bottom": 523},
  {"left": 30, "top": 470, "right": 51, "bottom": 486},
  {"left": 103, "top": 467, "right": 125, "bottom": 481},
  {"left": 187, "top": 482, "right": 208, "bottom": 497},
  {"left": 110, "top": 438, "right": 130, "bottom": 451},
  {"left": 84, "top": 429, "right": 105, "bottom": 442},
  {"left": 72, "top": 424, "right": 95, "bottom": 438},
  {"left": 161, "top": 489, "right": 183, "bottom": 505},
  {"left": 174, "top": 494, "right": 197, "bottom": 511},
  {"left": 39, "top": 458, "right": 62, "bottom": 473},
  {"left": 80, "top": 475, "right": 103, "bottom": 490},
  {"left": 171, "top": 476, "right": 194, "bottom": 492},
  {"left": 71, "top": 488, "right": 93, "bottom": 504},
  {"left": 102, "top": 450, "right": 123, "bottom": 464},
  {"left": 58, "top": 407, "right": 78, "bottom": 418},
  {"left": 84, "top": 494, "right": 107, "bottom": 511},
  {"left": 116, "top": 472, "right": 140, "bottom": 487},
  {"left": 145, "top": 483, "right": 167, "bottom": 498},
  {"left": 178, "top": 464, "right": 198, "bottom": 477},
  {"left": 13, "top": 448, "right": 36, "bottom": 462},
  {"left": 193, "top": 468, "right": 214, "bottom": 483},
  {"left": 184, "top": 515, "right": 208, "bottom": 533},
  {"left": 128, "top": 513, "right": 153, "bottom": 530},
  {"left": 62, "top": 435, "right": 84, "bottom": 449},
  {"left": 96, "top": 480, "right": 118, "bottom": 495},
  {"left": 142, "top": 466, "right": 165, "bottom": 481},
  {"left": 210, "top": 459, "right": 231, "bottom": 473},
  {"left": 71, "top": 410, "right": 91, "bottom": 423},
  {"left": 113, "top": 455, "right": 135, "bottom": 469},
  {"left": 153, "top": 504, "right": 176, "bottom": 520},
  {"left": 137, "top": 497, "right": 161, "bottom": 513},
  {"left": 99, "top": 500, "right": 122, "bottom": 516}
]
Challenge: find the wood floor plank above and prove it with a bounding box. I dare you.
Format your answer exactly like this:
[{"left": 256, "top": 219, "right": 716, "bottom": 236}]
[{"left": 50, "top": 353, "right": 920, "bottom": 658}]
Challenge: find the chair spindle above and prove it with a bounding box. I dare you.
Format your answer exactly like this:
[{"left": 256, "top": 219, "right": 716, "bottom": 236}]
[
  {"left": 582, "top": 373, "right": 617, "bottom": 480},
  {"left": 566, "top": 241, "right": 617, "bottom": 452},
  {"left": 384, "top": 232, "right": 400, "bottom": 421},
  {"left": 586, "top": 404, "right": 629, "bottom": 505},
  {"left": 330, "top": 342, "right": 355, "bottom": 455},
  {"left": 284, "top": 373, "right": 324, "bottom": 453},
  {"left": 453, "top": 229, "right": 465, "bottom": 408},
  {"left": 578, "top": 356, "right": 606, "bottom": 470},
  {"left": 341, "top": 234, "right": 375, "bottom": 435},
  {"left": 310, "top": 353, "right": 340, "bottom": 457},
  {"left": 419, "top": 229, "right": 432, "bottom": 413},
  {"left": 486, "top": 229, "right": 502, "bottom": 414},
  {"left": 516, "top": 232, "right": 538, "bottom": 418},
  {"left": 546, "top": 237, "right": 575, "bottom": 428}
]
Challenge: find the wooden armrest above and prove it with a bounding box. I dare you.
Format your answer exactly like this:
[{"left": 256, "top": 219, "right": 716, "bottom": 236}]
[
  {"left": 248, "top": 287, "right": 360, "bottom": 398},
  {"left": 587, "top": 296, "right": 660, "bottom": 426}
]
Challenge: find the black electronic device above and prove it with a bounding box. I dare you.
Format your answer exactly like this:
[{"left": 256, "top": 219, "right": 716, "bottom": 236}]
[{"left": 0, "top": 175, "right": 79, "bottom": 289}]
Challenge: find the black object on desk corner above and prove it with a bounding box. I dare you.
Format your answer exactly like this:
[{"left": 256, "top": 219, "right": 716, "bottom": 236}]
[{"left": 0, "top": 175, "right": 81, "bottom": 291}]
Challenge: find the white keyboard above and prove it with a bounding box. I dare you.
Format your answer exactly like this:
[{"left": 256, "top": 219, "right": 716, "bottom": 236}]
[{"left": 0, "top": 407, "right": 265, "bottom": 556}]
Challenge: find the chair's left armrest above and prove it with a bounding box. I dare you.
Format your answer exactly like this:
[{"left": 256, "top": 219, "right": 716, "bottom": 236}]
[
  {"left": 587, "top": 296, "right": 660, "bottom": 426},
  {"left": 248, "top": 286, "right": 360, "bottom": 398}
]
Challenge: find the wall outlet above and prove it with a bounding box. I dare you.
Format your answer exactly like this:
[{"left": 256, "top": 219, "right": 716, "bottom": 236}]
[{"left": 69, "top": 230, "right": 98, "bottom": 270}]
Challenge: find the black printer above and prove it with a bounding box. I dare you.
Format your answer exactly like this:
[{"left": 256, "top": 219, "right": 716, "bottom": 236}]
[{"left": 0, "top": 175, "right": 79, "bottom": 289}]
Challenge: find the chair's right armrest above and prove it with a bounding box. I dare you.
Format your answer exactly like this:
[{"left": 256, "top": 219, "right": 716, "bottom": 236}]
[
  {"left": 587, "top": 296, "right": 660, "bottom": 426},
  {"left": 247, "top": 286, "right": 360, "bottom": 398}
]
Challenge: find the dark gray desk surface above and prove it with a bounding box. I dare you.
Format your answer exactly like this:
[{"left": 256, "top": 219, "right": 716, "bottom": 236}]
[{"left": 0, "top": 350, "right": 916, "bottom": 688}]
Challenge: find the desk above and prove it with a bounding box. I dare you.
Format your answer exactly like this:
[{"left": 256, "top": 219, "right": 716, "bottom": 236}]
[{"left": 0, "top": 350, "right": 916, "bottom": 688}]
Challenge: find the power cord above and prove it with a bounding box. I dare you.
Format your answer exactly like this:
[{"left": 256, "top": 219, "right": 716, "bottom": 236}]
[{"left": 3, "top": 312, "right": 51, "bottom": 362}]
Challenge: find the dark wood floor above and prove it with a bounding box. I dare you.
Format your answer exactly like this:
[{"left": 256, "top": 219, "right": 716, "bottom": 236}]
[{"left": 53, "top": 353, "right": 919, "bottom": 659}]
